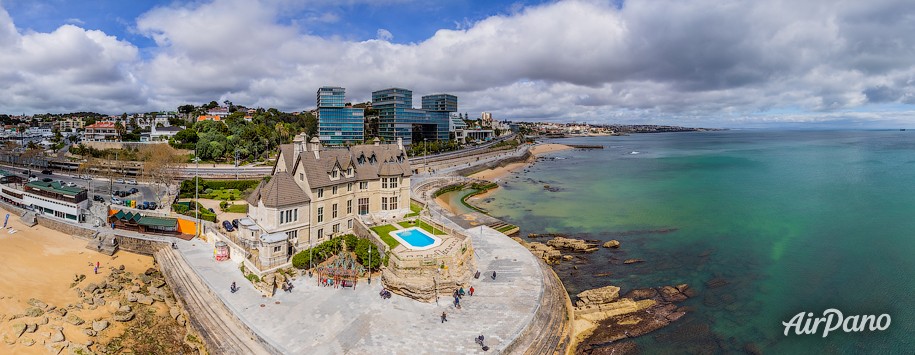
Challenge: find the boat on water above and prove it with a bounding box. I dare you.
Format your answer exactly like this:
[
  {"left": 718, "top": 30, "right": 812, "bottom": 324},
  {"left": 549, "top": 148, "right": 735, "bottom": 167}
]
[{"left": 630, "top": 151, "right": 640, "bottom": 155}]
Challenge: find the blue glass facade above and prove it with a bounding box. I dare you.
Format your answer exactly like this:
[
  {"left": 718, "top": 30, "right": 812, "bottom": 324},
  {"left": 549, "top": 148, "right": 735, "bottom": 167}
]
[
  {"left": 421, "top": 94, "right": 457, "bottom": 141},
  {"left": 372, "top": 88, "right": 458, "bottom": 145},
  {"left": 317, "top": 86, "right": 364, "bottom": 145}
]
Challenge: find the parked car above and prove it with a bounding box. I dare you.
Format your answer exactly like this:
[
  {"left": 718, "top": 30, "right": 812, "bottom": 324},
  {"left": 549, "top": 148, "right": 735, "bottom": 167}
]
[
  {"left": 222, "top": 220, "right": 235, "bottom": 232},
  {"left": 148, "top": 202, "right": 158, "bottom": 209},
  {"left": 126, "top": 179, "right": 137, "bottom": 185},
  {"left": 129, "top": 188, "right": 139, "bottom": 194},
  {"left": 28, "top": 176, "right": 38, "bottom": 182},
  {"left": 231, "top": 219, "right": 239, "bottom": 229},
  {"left": 137, "top": 204, "right": 146, "bottom": 210},
  {"left": 41, "top": 169, "right": 52, "bottom": 175},
  {"left": 111, "top": 197, "right": 122, "bottom": 204},
  {"left": 64, "top": 181, "right": 76, "bottom": 187},
  {"left": 115, "top": 179, "right": 125, "bottom": 184},
  {"left": 93, "top": 195, "right": 105, "bottom": 202},
  {"left": 41, "top": 177, "right": 53, "bottom": 182},
  {"left": 21, "top": 170, "right": 27, "bottom": 175}
]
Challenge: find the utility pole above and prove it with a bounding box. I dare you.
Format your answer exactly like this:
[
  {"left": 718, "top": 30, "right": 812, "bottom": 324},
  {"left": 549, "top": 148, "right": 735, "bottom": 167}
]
[
  {"left": 235, "top": 149, "right": 239, "bottom": 180},
  {"left": 194, "top": 145, "right": 200, "bottom": 238}
]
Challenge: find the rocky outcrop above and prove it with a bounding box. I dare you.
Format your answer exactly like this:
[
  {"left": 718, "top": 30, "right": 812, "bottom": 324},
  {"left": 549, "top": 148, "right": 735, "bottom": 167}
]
[
  {"left": 92, "top": 320, "right": 109, "bottom": 332},
  {"left": 574, "top": 284, "right": 695, "bottom": 354},
  {"left": 547, "top": 237, "right": 598, "bottom": 252},
  {"left": 623, "top": 258, "right": 644, "bottom": 264},
  {"left": 602, "top": 240, "right": 620, "bottom": 248},
  {"left": 512, "top": 237, "right": 562, "bottom": 264},
  {"left": 574, "top": 285, "right": 620, "bottom": 307}
]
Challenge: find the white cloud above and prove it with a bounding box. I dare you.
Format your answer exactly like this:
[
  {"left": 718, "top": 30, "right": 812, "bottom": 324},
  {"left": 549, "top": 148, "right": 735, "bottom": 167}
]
[
  {"left": 2, "top": 0, "right": 915, "bottom": 128},
  {"left": 376, "top": 28, "right": 393, "bottom": 41}
]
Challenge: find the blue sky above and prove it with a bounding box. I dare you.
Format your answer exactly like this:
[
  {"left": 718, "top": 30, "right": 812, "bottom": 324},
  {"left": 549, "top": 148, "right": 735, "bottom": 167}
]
[{"left": 1, "top": 0, "right": 915, "bottom": 128}]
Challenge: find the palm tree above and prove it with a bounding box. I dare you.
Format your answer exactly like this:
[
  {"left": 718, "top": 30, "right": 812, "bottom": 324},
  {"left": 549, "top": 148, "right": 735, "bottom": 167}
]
[{"left": 114, "top": 121, "right": 125, "bottom": 141}]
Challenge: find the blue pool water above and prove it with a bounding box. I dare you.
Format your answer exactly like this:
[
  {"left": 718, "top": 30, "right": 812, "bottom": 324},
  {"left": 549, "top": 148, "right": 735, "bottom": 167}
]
[{"left": 394, "top": 228, "right": 436, "bottom": 248}]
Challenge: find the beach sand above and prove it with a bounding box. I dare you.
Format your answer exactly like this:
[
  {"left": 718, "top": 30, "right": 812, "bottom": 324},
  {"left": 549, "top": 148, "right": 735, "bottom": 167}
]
[
  {"left": 469, "top": 143, "right": 573, "bottom": 182},
  {"left": 0, "top": 209, "right": 156, "bottom": 354}
]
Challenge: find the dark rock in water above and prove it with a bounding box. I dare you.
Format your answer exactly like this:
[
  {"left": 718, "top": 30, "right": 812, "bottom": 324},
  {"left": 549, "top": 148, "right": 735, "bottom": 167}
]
[
  {"left": 587, "top": 341, "right": 639, "bottom": 355},
  {"left": 593, "top": 272, "right": 613, "bottom": 278},
  {"left": 744, "top": 342, "right": 762, "bottom": 355},
  {"left": 705, "top": 277, "right": 729, "bottom": 289},
  {"left": 624, "top": 288, "right": 658, "bottom": 301},
  {"left": 623, "top": 259, "right": 645, "bottom": 264},
  {"left": 659, "top": 285, "right": 689, "bottom": 302}
]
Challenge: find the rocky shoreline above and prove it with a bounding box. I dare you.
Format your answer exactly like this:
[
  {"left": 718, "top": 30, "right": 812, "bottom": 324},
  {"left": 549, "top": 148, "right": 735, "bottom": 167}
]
[
  {"left": 1, "top": 262, "right": 202, "bottom": 354},
  {"left": 506, "top": 232, "right": 695, "bottom": 353}
]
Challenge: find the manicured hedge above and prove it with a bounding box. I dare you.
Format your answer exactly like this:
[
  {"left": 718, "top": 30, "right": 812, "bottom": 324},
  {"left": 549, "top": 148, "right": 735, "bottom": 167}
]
[{"left": 179, "top": 178, "right": 261, "bottom": 198}]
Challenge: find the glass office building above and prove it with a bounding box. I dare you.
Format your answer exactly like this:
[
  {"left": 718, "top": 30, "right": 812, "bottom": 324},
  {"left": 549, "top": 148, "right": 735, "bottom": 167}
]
[
  {"left": 317, "top": 86, "right": 364, "bottom": 145},
  {"left": 372, "top": 88, "right": 458, "bottom": 145},
  {"left": 421, "top": 94, "right": 457, "bottom": 141}
]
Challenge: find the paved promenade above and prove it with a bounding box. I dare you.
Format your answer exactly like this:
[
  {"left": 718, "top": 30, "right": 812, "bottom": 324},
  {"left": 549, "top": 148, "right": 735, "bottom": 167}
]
[{"left": 175, "top": 223, "right": 544, "bottom": 354}]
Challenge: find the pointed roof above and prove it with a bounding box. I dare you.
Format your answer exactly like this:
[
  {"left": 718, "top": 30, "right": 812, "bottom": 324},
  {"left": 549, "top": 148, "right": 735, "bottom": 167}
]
[{"left": 245, "top": 172, "right": 309, "bottom": 208}]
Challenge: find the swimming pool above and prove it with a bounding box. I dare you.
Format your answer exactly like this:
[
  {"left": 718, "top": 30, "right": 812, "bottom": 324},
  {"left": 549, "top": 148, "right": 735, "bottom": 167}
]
[{"left": 390, "top": 227, "right": 442, "bottom": 251}]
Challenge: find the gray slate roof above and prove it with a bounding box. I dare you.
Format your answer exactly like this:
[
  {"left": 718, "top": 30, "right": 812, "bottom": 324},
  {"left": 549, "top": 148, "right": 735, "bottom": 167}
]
[
  {"left": 245, "top": 172, "right": 310, "bottom": 208},
  {"left": 291, "top": 143, "right": 412, "bottom": 189}
]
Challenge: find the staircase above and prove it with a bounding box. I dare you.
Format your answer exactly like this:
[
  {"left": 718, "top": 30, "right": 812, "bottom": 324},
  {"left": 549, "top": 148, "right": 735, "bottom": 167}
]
[
  {"left": 155, "top": 249, "right": 278, "bottom": 355},
  {"left": 505, "top": 259, "right": 573, "bottom": 355},
  {"left": 86, "top": 233, "right": 117, "bottom": 256}
]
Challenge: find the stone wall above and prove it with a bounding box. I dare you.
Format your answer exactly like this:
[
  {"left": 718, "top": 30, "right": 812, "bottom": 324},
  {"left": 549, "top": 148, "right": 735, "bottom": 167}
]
[
  {"left": 36, "top": 215, "right": 97, "bottom": 240},
  {"left": 115, "top": 235, "right": 169, "bottom": 255}
]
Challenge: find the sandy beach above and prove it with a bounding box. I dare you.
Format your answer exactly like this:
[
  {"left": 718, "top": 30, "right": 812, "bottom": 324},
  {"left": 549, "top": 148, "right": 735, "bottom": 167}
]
[
  {"left": 469, "top": 143, "right": 573, "bottom": 182},
  {"left": 0, "top": 208, "right": 160, "bottom": 354}
]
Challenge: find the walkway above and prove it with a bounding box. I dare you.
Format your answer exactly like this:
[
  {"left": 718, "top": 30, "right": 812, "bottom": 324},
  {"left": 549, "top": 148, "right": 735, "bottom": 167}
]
[
  {"left": 175, "top": 223, "right": 545, "bottom": 354},
  {"left": 156, "top": 248, "right": 277, "bottom": 355}
]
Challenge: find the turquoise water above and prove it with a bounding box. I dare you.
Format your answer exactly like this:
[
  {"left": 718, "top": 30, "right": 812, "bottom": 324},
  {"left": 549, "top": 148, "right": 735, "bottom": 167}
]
[
  {"left": 395, "top": 227, "right": 436, "bottom": 248},
  {"left": 479, "top": 131, "right": 915, "bottom": 353}
]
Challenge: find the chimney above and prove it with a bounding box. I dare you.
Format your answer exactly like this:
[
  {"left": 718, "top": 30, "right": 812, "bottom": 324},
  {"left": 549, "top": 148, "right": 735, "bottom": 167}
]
[
  {"left": 310, "top": 137, "right": 321, "bottom": 159},
  {"left": 293, "top": 133, "right": 306, "bottom": 155},
  {"left": 396, "top": 137, "right": 403, "bottom": 151}
]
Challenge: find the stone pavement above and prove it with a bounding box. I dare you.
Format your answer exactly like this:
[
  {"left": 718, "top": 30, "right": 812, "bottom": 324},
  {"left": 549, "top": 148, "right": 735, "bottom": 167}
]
[{"left": 175, "top": 223, "right": 544, "bottom": 354}]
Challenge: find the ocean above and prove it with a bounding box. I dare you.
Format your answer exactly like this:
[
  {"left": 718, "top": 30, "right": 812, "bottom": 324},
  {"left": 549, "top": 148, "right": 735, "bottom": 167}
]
[{"left": 476, "top": 130, "right": 915, "bottom": 353}]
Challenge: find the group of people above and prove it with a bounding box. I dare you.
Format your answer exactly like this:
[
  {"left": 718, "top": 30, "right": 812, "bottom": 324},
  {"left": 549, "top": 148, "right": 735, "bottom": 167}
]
[
  {"left": 280, "top": 280, "right": 294, "bottom": 293},
  {"left": 379, "top": 288, "right": 392, "bottom": 299}
]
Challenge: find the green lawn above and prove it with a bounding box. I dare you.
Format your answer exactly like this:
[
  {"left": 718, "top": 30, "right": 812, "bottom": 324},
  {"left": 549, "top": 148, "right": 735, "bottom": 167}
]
[
  {"left": 370, "top": 224, "right": 401, "bottom": 248},
  {"left": 398, "top": 220, "right": 446, "bottom": 235},
  {"left": 405, "top": 201, "right": 423, "bottom": 217},
  {"left": 223, "top": 203, "right": 248, "bottom": 213}
]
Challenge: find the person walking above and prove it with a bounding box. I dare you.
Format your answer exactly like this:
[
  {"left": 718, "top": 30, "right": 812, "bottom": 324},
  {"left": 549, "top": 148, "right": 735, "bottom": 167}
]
[
  {"left": 441, "top": 311, "right": 448, "bottom": 323},
  {"left": 469, "top": 286, "right": 475, "bottom": 296},
  {"left": 491, "top": 271, "right": 497, "bottom": 280}
]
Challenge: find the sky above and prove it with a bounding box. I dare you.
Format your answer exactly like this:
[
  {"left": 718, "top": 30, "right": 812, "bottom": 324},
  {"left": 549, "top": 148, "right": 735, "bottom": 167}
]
[{"left": 1, "top": 0, "right": 915, "bottom": 128}]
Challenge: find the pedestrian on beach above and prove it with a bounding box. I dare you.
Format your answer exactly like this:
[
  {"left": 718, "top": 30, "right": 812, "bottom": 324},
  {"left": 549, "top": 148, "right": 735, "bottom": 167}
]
[
  {"left": 94, "top": 266, "right": 98, "bottom": 274},
  {"left": 492, "top": 271, "right": 497, "bottom": 280},
  {"left": 96, "top": 261, "right": 100, "bottom": 269},
  {"left": 469, "top": 286, "right": 475, "bottom": 296},
  {"left": 441, "top": 312, "right": 448, "bottom": 323}
]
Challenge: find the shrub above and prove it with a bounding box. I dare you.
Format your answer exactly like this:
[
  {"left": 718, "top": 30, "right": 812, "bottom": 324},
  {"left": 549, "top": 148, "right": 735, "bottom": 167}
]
[
  {"left": 171, "top": 203, "right": 189, "bottom": 214},
  {"left": 344, "top": 234, "right": 358, "bottom": 251},
  {"left": 354, "top": 238, "right": 382, "bottom": 271},
  {"left": 219, "top": 201, "right": 229, "bottom": 210}
]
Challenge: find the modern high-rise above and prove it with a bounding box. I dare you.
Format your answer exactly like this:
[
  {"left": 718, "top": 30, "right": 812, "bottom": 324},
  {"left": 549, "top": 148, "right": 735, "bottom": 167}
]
[
  {"left": 317, "top": 86, "right": 364, "bottom": 145},
  {"left": 372, "top": 88, "right": 458, "bottom": 145},
  {"left": 372, "top": 88, "right": 428, "bottom": 146},
  {"left": 421, "top": 94, "right": 458, "bottom": 141}
]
